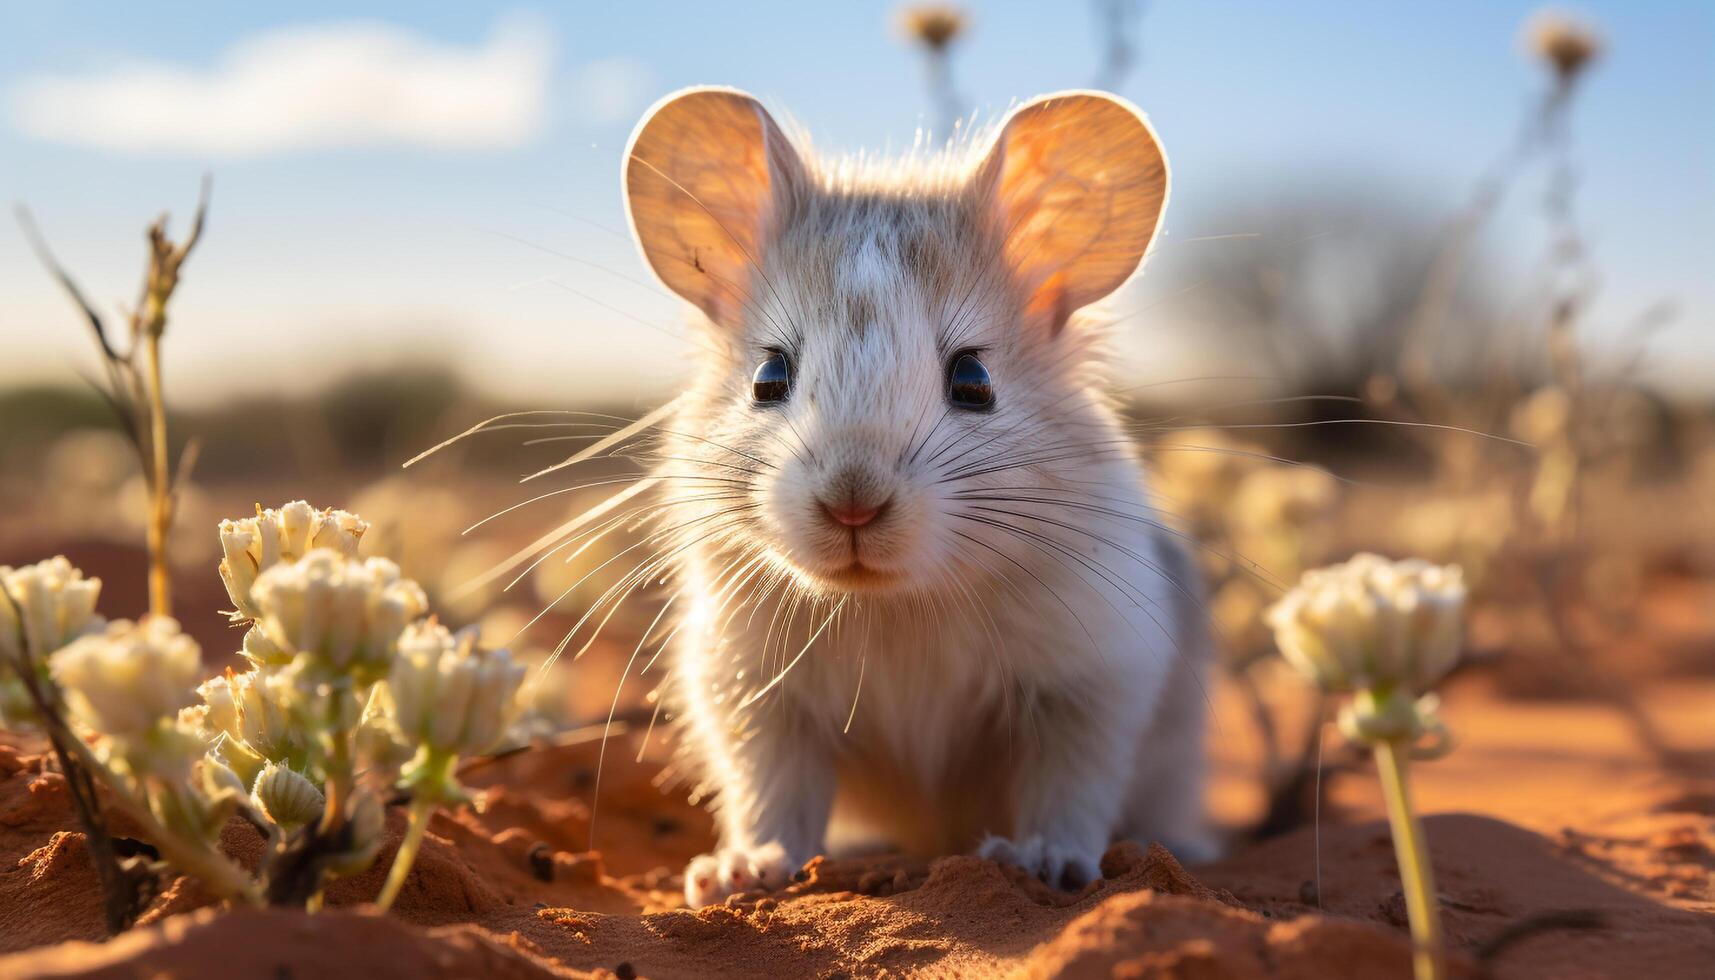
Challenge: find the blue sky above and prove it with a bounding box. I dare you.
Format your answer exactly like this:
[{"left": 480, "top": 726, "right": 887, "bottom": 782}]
[{"left": 1, "top": 1, "right": 1709, "bottom": 405}]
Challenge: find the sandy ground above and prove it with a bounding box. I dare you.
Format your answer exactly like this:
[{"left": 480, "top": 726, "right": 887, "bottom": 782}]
[{"left": 0, "top": 568, "right": 1709, "bottom": 978}]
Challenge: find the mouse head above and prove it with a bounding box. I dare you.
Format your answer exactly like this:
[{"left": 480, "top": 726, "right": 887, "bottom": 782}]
[{"left": 624, "top": 87, "right": 1168, "bottom": 598}]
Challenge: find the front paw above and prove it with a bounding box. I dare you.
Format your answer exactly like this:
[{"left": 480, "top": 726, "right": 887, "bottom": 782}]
[
  {"left": 978, "top": 834, "right": 1100, "bottom": 891},
  {"left": 683, "top": 842, "right": 796, "bottom": 908}
]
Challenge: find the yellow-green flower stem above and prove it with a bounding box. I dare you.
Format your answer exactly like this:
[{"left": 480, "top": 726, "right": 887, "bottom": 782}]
[
  {"left": 1374, "top": 737, "right": 1445, "bottom": 980},
  {"left": 316, "top": 694, "right": 357, "bottom": 836},
  {"left": 376, "top": 749, "right": 459, "bottom": 912},
  {"left": 374, "top": 794, "right": 434, "bottom": 912},
  {"left": 305, "top": 686, "right": 360, "bottom": 911},
  {"left": 59, "top": 729, "right": 261, "bottom": 905}
]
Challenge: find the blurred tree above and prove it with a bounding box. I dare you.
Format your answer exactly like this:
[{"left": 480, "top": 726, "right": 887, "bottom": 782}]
[{"left": 1173, "top": 186, "right": 1513, "bottom": 402}]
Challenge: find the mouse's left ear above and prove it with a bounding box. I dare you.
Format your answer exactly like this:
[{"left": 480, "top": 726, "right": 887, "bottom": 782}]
[{"left": 971, "top": 91, "right": 1169, "bottom": 335}]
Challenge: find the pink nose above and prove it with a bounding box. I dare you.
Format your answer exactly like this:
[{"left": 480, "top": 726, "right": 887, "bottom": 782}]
[{"left": 823, "top": 501, "right": 881, "bottom": 528}]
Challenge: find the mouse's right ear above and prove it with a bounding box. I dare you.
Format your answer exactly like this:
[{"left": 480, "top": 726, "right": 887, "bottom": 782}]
[{"left": 624, "top": 87, "right": 807, "bottom": 330}]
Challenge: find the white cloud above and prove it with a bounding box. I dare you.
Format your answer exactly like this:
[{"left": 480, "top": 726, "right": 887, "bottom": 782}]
[
  {"left": 8, "top": 14, "right": 553, "bottom": 156},
  {"left": 567, "top": 57, "right": 656, "bottom": 127}
]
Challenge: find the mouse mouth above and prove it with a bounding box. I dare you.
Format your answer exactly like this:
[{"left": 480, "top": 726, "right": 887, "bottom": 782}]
[{"left": 808, "top": 560, "right": 903, "bottom": 593}]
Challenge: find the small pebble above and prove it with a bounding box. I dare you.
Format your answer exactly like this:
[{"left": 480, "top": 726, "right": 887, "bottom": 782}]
[{"left": 527, "top": 842, "right": 555, "bottom": 882}]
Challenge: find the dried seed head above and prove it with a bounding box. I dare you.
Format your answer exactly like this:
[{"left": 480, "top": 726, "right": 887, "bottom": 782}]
[
  {"left": 1523, "top": 9, "right": 1602, "bottom": 84},
  {"left": 219, "top": 501, "right": 369, "bottom": 621},
  {"left": 897, "top": 4, "right": 968, "bottom": 51},
  {"left": 0, "top": 556, "right": 104, "bottom": 667}
]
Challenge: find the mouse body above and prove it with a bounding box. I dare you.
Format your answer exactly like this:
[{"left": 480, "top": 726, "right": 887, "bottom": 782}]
[{"left": 620, "top": 87, "right": 1212, "bottom": 907}]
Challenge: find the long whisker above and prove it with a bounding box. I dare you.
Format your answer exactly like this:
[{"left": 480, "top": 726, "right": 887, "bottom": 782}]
[
  {"left": 739, "top": 596, "right": 849, "bottom": 709},
  {"left": 588, "top": 595, "right": 676, "bottom": 851},
  {"left": 522, "top": 398, "right": 683, "bottom": 483},
  {"left": 464, "top": 473, "right": 747, "bottom": 536},
  {"left": 403, "top": 410, "right": 615, "bottom": 468},
  {"left": 1140, "top": 416, "right": 1534, "bottom": 449},
  {"left": 447, "top": 480, "right": 657, "bottom": 601}
]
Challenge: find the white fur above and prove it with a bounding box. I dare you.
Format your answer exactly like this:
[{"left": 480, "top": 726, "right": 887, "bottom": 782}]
[{"left": 619, "top": 89, "right": 1211, "bottom": 908}]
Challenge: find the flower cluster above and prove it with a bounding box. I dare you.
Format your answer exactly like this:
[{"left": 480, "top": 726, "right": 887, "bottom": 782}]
[
  {"left": 389, "top": 622, "right": 526, "bottom": 802},
  {"left": 200, "top": 511, "right": 431, "bottom": 882},
  {"left": 46, "top": 615, "right": 251, "bottom": 882},
  {"left": 1, "top": 557, "right": 104, "bottom": 661},
  {"left": 1267, "top": 553, "right": 1468, "bottom": 980},
  {"left": 219, "top": 501, "right": 368, "bottom": 621},
  {"left": 0, "top": 558, "right": 105, "bottom": 728},
  {"left": 52, "top": 618, "right": 202, "bottom": 753},
  {"left": 1152, "top": 429, "right": 1343, "bottom": 664},
  {"left": 392, "top": 622, "right": 526, "bottom": 758},
  {"left": 5, "top": 498, "right": 534, "bottom": 913},
  {"left": 1267, "top": 553, "right": 1466, "bottom": 695},
  {"left": 250, "top": 551, "right": 426, "bottom": 681},
  {"left": 373, "top": 621, "right": 527, "bottom": 910},
  {"left": 1268, "top": 553, "right": 1466, "bottom": 753}
]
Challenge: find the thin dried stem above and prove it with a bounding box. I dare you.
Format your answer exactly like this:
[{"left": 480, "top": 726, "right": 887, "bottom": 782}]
[
  {"left": 15, "top": 178, "right": 211, "bottom": 617},
  {"left": 17, "top": 668, "right": 149, "bottom": 930},
  {"left": 141, "top": 333, "right": 173, "bottom": 614},
  {"left": 0, "top": 582, "right": 149, "bottom": 931}
]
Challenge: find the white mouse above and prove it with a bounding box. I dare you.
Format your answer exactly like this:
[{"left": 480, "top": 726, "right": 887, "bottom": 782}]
[{"left": 619, "top": 86, "right": 1213, "bottom": 908}]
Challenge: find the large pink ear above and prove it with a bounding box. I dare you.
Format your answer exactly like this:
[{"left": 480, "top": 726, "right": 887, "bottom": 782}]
[
  {"left": 623, "top": 87, "right": 807, "bottom": 329},
  {"left": 972, "top": 91, "right": 1169, "bottom": 333}
]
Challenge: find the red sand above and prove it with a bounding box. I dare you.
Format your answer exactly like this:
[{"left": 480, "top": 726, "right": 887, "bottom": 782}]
[{"left": 1, "top": 581, "right": 1711, "bottom": 978}]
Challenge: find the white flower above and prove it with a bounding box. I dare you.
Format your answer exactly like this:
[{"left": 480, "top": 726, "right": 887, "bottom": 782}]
[
  {"left": 390, "top": 622, "right": 527, "bottom": 757},
  {"left": 1233, "top": 466, "right": 1338, "bottom": 532},
  {"left": 1266, "top": 553, "right": 1467, "bottom": 695},
  {"left": 239, "top": 625, "right": 293, "bottom": 669},
  {"left": 233, "top": 667, "right": 311, "bottom": 766},
  {"left": 49, "top": 617, "right": 202, "bottom": 741},
  {"left": 252, "top": 761, "right": 325, "bottom": 832},
  {"left": 219, "top": 501, "right": 368, "bottom": 620},
  {"left": 0, "top": 557, "right": 103, "bottom": 666},
  {"left": 250, "top": 551, "right": 426, "bottom": 678},
  {"left": 192, "top": 673, "right": 242, "bottom": 741},
  {"left": 201, "top": 753, "right": 249, "bottom": 799},
  {"left": 150, "top": 755, "right": 247, "bottom": 844}
]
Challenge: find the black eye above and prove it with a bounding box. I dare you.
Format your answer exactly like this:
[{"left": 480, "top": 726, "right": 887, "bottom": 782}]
[
  {"left": 752, "top": 351, "right": 792, "bottom": 404},
  {"left": 947, "top": 352, "right": 993, "bottom": 410}
]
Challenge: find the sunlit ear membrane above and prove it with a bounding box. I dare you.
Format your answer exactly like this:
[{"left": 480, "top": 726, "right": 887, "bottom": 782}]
[
  {"left": 624, "top": 87, "right": 807, "bottom": 329},
  {"left": 972, "top": 91, "right": 1169, "bottom": 334}
]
